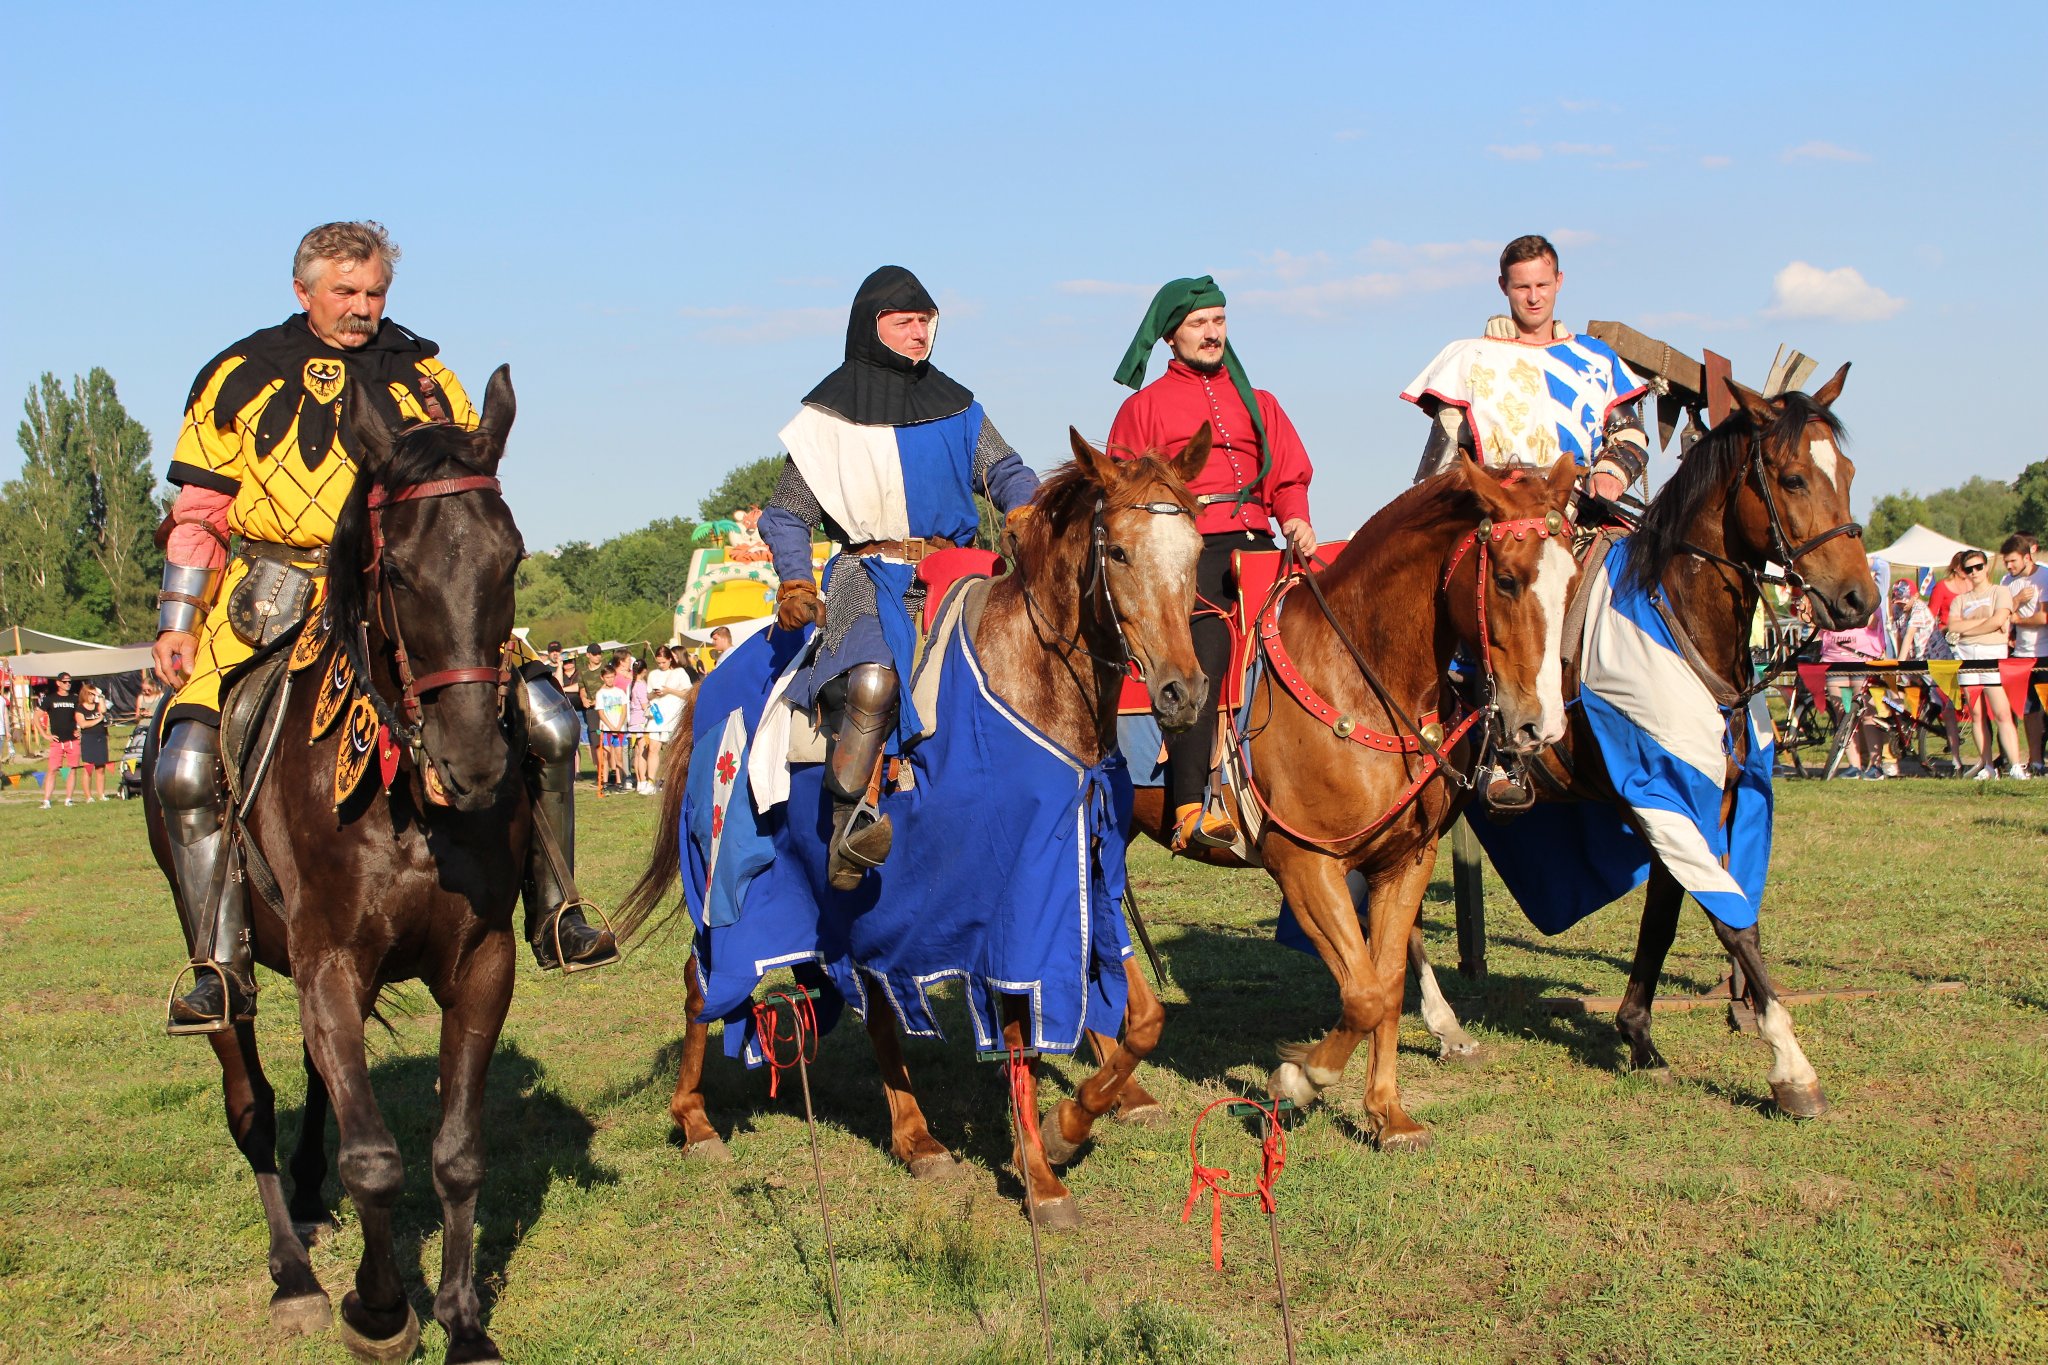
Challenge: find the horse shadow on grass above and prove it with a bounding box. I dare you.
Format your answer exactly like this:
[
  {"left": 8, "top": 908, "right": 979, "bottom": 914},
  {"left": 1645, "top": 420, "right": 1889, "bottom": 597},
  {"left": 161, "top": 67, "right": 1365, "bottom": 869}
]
[{"left": 281, "top": 1039, "right": 616, "bottom": 1324}]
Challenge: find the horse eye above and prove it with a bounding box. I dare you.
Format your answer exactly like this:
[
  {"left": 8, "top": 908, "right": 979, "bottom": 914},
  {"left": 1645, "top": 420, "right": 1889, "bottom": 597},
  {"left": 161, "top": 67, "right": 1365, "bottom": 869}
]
[
  {"left": 1781, "top": 474, "right": 1808, "bottom": 492},
  {"left": 1493, "top": 574, "right": 1518, "bottom": 595},
  {"left": 1108, "top": 545, "right": 1129, "bottom": 564}
]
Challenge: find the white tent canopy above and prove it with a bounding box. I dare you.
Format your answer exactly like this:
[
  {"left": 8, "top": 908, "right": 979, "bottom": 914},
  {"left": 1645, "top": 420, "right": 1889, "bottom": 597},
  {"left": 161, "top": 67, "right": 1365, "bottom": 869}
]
[
  {"left": 1867, "top": 523, "right": 1983, "bottom": 569},
  {"left": 4, "top": 644, "right": 157, "bottom": 678}
]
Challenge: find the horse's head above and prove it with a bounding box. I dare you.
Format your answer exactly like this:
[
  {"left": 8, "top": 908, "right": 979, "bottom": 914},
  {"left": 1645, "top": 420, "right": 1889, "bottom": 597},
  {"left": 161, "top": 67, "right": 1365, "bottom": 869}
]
[
  {"left": 1723, "top": 366, "right": 1875, "bottom": 629},
  {"left": 1013, "top": 426, "right": 1208, "bottom": 731},
  {"left": 333, "top": 366, "right": 526, "bottom": 811},
  {"left": 1440, "top": 454, "right": 1579, "bottom": 754}
]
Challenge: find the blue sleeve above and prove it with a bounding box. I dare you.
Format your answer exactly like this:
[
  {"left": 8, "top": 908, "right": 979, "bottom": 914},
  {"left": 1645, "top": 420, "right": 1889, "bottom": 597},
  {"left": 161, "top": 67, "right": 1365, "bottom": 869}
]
[
  {"left": 762, "top": 457, "right": 822, "bottom": 585},
  {"left": 981, "top": 452, "right": 1038, "bottom": 513}
]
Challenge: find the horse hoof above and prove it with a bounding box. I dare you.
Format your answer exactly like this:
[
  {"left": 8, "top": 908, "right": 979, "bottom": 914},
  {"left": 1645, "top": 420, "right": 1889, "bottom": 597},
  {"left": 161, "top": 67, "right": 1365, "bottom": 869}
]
[
  {"left": 683, "top": 1135, "right": 733, "bottom": 1164},
  {"left": 337, "top": 1296, "right": 419, "bottom": 1363},
  {"left": 908, "top": 1153, "right": 962, "bottom": 1181},
  {"left": 1438, "top": 1037, "right": 1482, "bottom": 1064},
  {"left": 1629, "top": 1065, "right": 1675, "bottom": 1087},
  {"left": 1038, "top": 1126, "right": 1084, "bottom": 1167},
  {"left": 1268, "top": 1062, "right": 1319, "bottom": 1109},
  {"left": 269, "top": 1290, "right": 332, "bottom": 1337},
  {"left": 1770, "top": 1079, "right": 1829, "bottom": 1120},
  {"left": 1028, "top": 1195, "right": 1082, "bottom": 1231},
  {"left": 1376, "top": 1124, "right": 1434, "bottom": 1154},
  {"left": 1113, "top": 1101, "right": 1169, "bottom": 1127}
]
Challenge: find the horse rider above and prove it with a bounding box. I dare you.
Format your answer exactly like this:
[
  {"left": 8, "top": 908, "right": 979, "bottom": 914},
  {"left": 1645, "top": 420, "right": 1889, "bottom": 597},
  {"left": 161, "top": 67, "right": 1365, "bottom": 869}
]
[
  {"left": 1404, "top": 233, "right": 1649, "bottom": 504},
  {"left": 760, "top": 265, "right": 1039, "bottom": 890},
  {"left": 1401, "top": 233, "right": 1650, "bottom": 807},
  {"left": 1107, "top": 275, "right": 1316, "bottom": 851},
  {"left": 153, "top": 220, "right": 616, "bottom": 1035}
]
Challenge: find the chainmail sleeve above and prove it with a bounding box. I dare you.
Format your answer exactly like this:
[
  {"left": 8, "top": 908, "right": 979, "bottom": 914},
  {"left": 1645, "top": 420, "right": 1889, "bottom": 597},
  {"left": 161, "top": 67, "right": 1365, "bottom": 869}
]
[
  {"left": 760, "top": 457, "right": 826, "bottom": 586},
  {"left": 973, "top": 417, "right": 1038, "bottom": 512}
]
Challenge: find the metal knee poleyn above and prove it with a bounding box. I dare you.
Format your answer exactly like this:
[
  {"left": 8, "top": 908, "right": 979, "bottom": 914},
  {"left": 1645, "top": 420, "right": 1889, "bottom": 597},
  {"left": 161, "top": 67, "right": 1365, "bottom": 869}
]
[
  {"left": 521, "top": 673, "right": 583, "bottom": 792},
  {"left": 824, "top": 663, "right": 898, "bottom": 803}
]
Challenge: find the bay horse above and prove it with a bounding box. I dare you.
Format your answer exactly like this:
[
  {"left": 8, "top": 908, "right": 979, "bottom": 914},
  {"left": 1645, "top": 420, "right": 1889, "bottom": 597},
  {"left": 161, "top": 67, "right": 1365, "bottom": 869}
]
[
  {"left": 145, "top": 371, "right": 530, "bottom": 1363},
  {"left": 622, "top": 428, "right": 1210, "bottom": 1226},
  {"left": 1400, "top": 369, "right": 1875, "bottom": 1117},
  {"left": 1099, "top": 452, "right": 1582, "bottom": 1153}
]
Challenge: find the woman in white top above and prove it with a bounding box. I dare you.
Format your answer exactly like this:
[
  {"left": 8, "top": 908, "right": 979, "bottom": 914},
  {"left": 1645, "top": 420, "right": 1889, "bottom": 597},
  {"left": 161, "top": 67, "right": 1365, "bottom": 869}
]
[
  {"left": 1947, "top": 553, "right": 2027, "bottom": 779},
  {"left": 643, "top": 645, "right": 693, "bottom": 790}
]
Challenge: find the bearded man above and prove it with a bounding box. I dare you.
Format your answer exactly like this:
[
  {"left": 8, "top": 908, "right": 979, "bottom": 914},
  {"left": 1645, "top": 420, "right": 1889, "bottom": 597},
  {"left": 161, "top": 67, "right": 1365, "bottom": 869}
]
[
  {"left": 760, "top": 265, "right": 1039, "bottom": 889},
  {"left": 153, "top": 221, "right": 614, "bottom": 1035},
  {"left": 1404, "top": 234, "right": 1649, "bottom": 500},
  {"left": 1107, "top": 275, "right": 1316, "bottom": 850}
]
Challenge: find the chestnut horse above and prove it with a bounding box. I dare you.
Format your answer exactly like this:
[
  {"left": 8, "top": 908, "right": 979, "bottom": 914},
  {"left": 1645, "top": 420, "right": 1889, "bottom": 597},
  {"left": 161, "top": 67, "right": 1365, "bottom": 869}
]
[
  {"left": 145, "top": 374, "right": 530, "bottom": 1363},
  {"left": 623, "top": 429, "right": 1209, "bottom": 1226},
  {"left": 1098, "top": 453, "right": 1582, "bottom": 1153},
  {"left": 1402, "top": 370, "right": 1875, "bottom": 1116}
]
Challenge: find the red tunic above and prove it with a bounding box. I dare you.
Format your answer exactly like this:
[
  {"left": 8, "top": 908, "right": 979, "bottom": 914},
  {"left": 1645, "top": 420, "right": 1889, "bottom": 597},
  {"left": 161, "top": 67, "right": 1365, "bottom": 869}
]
[{"left": 1106, "top": 360, "right": 1313, "bottom": 537}]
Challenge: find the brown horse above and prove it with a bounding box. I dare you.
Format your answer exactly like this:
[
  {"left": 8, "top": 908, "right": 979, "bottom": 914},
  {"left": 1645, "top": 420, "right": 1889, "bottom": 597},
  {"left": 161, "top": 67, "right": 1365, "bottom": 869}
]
[
  {"left": 1402, "top": 370, "right": 1876, "bottom": 1116},
  {"left": 1103, "top": 453, "right": 1582, "bottom": 1153},
  {"left": 144, "top": 373, "right": 531, "bottom": 1363},
  {"left": 624, "top": 428, "right": 1210, "bottom": 1225}
]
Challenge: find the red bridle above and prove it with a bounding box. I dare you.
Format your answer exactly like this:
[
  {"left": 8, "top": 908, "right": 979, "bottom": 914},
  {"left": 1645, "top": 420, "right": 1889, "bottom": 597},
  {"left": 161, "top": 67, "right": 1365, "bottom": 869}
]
[{"left": 364, "top": 474, "right": 516, "bottom": 728}]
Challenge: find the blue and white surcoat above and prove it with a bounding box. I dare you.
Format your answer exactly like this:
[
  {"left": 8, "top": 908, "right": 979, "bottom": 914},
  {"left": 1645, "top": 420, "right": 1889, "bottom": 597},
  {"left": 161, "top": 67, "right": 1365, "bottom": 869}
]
[
  {"left": 1403, "top": 334, "right": 1647, "bottom": 472},
  {"left": 758, "top": 401, "right": 1035, "bottom": 734}
]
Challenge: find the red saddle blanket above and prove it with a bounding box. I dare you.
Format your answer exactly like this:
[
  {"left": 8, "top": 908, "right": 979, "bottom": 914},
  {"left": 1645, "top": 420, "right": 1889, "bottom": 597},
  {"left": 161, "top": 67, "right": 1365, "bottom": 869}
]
[
  {"left": 917, "top": 548, "right": 1005, "bottom": 630},
  {"left": 1117, "top": 540, "right": 1350, "bottom": 716}
]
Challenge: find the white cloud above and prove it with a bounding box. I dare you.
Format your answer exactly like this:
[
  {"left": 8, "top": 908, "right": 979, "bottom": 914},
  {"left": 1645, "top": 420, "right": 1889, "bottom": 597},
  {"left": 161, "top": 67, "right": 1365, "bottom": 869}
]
[
  {"left": 1054, "top": 279, "right": 1154, "bottom": 298},
  {"left": 1597, "top": 159, "right": 1649, "bottom": 171},
  {"left": 1781, "top": 140, "right": 1871, "bottom": 163},
  {"left": 1700, "top": 154, "right": 1733, "bottom": 170},
  {"left": 1763, "top": 262, "right": 1905, "bottom": 323},
  {"left": 1332, "top": 128, "right": 1367, "bottom": 142},
  {"left": 1487, "top": 143, "right": 1544, "bottom": 161},
  {"left": 1358, "top": 238, "right": 1497, "bottom": 265},
  {"left": 1550, "top": 229, "right": 1599, "bottom": 248},
  {"left": 1550, "top": 142, "right": 1614, "bottom": 157},
  {"left": 1558, "top": 97, "right": 1611, "bottom": 113},
  {"left": 1237, "top": 263, "right": 1491, "bottom": 318}
]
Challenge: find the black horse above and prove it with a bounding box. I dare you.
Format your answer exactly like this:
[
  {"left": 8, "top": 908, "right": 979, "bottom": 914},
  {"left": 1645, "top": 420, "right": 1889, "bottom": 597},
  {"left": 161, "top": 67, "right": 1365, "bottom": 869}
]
[{"left": 146, "top": 369, "right": 532, "bottom": 1363}]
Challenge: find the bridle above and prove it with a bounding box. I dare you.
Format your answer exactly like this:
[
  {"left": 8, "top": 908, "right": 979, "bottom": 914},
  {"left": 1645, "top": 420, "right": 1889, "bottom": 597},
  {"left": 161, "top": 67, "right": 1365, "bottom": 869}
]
[
  {"left": 1018, "top": 492, "right": 1195, "bottom": 680},
  {"left": 1678, "top": 417, "right": 1862, "bottom": 710},
  {"left": 361, "top": 473, "right": 518, "bottom": 757},
  {"left": 1241, "top": 501, "right": 1572, "bottom": 848}
]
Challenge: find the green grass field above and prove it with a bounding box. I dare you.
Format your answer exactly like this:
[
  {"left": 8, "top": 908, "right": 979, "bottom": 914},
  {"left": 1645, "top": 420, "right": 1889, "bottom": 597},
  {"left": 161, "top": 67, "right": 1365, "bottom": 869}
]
[{"left": 0, "top": 774, "right": 2042, "bottom": 1363}]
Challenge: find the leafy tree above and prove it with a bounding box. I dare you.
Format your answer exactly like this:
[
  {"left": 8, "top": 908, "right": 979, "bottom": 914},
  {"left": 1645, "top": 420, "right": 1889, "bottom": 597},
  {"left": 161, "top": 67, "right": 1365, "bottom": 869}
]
[
  {"left": 2012, "top": 459, "right": 2048, "bottom": 542},
  {"left": 695, "top": 455, "right": 783, "bottom": 524},
  {"left": 0, "top": 368, "right": 161, "bottom": 641},
  {"left": 1865, "top": 476, "right": 2018, "bottom": 550}
]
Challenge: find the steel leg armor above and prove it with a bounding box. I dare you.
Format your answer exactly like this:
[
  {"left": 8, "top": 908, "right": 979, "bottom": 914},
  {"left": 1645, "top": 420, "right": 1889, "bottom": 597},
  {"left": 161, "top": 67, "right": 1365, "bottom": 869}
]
[
  {"left": 823, "top": 663, "right": 898, "bottom": 889},
  {"left": 520, "top": 671, "right": 618, "bottom": 971},
  {"left": 159, "top": 719, "right": 255, "bottom": 1033}
]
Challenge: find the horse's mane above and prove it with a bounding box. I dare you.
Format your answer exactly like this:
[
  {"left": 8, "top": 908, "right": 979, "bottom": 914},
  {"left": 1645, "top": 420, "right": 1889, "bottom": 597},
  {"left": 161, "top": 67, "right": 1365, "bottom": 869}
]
[
  {"left": 1010, "top": 455, "right": 1199, "bottom": 574},
  {"left": 325, "top": 423, "right": 490, "bottom": 699},
  {"left": 1624, "top": 393, "right": 1846, "bottom": 594},
  {"left": 1318, "top": 463, "right": 1490, "bottom": 591}
]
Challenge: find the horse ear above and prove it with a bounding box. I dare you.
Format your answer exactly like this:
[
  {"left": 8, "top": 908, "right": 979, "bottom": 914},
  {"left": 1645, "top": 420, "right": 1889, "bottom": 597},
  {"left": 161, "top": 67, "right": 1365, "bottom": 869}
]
[
  {"left": 1724, "top": 375, "right": 1778, "bottom": 427},
  {"left": 346, "top": 391, "right": 394, "bottom": 471},
  {"left": 1170, "top": 421, "right": 1213, "bottom": 487},
  {"left": 1546, "top": 453, "right": 1579, "bottom": 506},
  {"left": 477, "top": 364, "right": 516, "bottom": 466},
  {"left": 1460, "top": 455, "right": 1514, "bottom": 520},
  {"left": 1809, "top": 361, "right": 1850, "bottom": 408},
  {"left": 1069, "top": 426, "right": 1118, "bottom": 488}
]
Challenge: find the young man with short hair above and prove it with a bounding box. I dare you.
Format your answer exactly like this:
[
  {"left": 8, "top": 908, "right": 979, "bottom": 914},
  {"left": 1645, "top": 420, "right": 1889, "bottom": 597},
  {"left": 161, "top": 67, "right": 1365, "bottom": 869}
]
[{"left": 2001, "top": 532, "right": 2047, "bottom": 773}]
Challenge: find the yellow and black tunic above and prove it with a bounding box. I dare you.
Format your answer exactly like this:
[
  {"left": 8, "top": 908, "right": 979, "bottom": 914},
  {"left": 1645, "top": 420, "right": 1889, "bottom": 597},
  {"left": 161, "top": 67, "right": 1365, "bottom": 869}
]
[{"left": 164, "top": 314, "right": 477, "bottom": 725}]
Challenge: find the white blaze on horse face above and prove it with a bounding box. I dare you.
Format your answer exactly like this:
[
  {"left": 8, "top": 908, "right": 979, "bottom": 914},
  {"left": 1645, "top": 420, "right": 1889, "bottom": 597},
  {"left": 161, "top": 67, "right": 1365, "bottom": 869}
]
[
  {"left": 1807, "top": 435, "right": 1841, "bottom": 493},
  {"left": 1126, "top": 508, "right": 1201, "bottom": 678},
  {"left": 1530, "top": 538, "right": 1575, "bottom": 743}
]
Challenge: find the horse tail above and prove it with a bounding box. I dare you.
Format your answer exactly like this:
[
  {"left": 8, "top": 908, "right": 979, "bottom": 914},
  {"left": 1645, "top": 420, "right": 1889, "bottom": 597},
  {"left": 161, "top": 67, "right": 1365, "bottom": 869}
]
[{"left": 616, "top": 691, "right": 697, "bottom": 943}]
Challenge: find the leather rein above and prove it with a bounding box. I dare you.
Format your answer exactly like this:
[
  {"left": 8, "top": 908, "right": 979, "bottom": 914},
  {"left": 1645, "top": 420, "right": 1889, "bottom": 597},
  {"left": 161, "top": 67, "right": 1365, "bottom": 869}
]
[
  {"left": 1239, "top": 506, "right": 1573, "bottom": 848},
  {"left": 1018, "top": 493, "right": 1195, "bottom": 682},
  {"left": 363, "top": 474, "right": 518, "bottom": 746},
  {"left": 1674, "top": 425, "right": 1862, "bottom": 712}
]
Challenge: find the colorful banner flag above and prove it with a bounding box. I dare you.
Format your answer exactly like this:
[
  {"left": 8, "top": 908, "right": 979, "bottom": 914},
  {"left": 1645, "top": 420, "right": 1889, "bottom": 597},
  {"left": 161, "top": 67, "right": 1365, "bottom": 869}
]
[
  {"left": 1998, "top": 658, "right": 2033, "bottom": 717},
  {"left": 1797, "top": 663, "right": 1831, "bottom": 703},
  {"left": 1928, "top": 659, "right": 1962, "bottom": 707}
]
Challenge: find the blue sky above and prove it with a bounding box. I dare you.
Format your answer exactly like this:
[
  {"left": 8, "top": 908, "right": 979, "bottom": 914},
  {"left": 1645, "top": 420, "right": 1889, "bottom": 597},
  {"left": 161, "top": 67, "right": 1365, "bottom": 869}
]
[{"left": 4, "top": 2, "right": 2042, "bottom": 549}]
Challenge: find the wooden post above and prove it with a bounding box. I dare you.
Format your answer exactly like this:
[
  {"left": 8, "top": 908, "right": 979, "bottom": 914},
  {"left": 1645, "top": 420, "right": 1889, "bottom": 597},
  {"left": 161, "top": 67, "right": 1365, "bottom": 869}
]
[
  {"left": 1703, "top": 348, "right": 1735, "bottom": 427},
  {"left": 1451, "top": 818, "right": 1486, "bottom": 980}
]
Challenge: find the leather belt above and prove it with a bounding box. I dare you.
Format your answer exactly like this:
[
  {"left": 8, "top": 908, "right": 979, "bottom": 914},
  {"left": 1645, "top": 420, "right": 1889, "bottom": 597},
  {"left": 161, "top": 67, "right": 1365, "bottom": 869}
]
[
  {"left": 844, "top": 534, "right": 957, "bottom": 564},
  {"left": 238, "top": 539, "right": 329, "bottom": 575}
]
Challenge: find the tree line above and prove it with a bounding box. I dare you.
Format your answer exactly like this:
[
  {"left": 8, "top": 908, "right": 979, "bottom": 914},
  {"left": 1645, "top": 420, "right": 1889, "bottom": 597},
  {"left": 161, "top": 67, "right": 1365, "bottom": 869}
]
[
  {"left": 2, "top": 369, "right": 164, "bottom": 642},
  {"left": 1865, "top": 460, "right": 2047, "bottom": 550}
]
